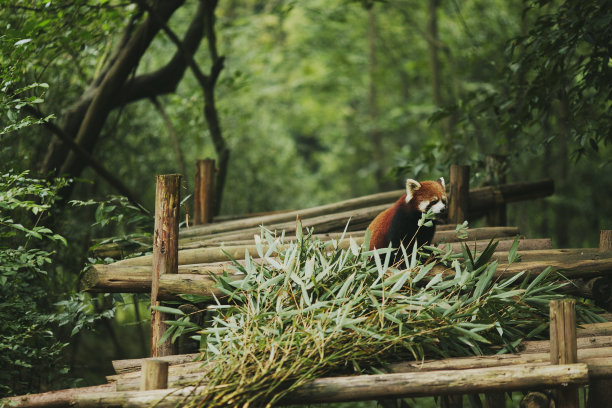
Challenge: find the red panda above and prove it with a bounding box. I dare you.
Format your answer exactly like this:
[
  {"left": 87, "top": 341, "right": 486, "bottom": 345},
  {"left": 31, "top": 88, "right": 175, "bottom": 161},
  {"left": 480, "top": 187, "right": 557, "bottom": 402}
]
[{"left": 367, "top": 178, "right": 447, "bottom": 262}]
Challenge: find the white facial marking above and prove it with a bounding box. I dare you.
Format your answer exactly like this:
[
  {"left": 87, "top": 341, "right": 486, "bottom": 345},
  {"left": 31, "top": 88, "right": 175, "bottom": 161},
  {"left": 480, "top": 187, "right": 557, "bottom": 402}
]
[
  {"left": 418, "top": 200, "right": 430, "bottom": 212},
  {"left": 430, "top": 200, "right": 447, "bottom": 214}
]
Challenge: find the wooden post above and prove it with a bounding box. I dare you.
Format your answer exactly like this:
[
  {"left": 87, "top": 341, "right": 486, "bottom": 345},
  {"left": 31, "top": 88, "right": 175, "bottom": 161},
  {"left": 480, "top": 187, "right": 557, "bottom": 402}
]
[
  {"left": 449, "top": 165, "right": 469, "bottom": 224},
  {"left": 587, "top": 230, "right": 612, "bottom": 408},
  {"left": 549, "top": 299, "right": 579, "bottom": 408},
  {"left": 151, "top": 174, "right": 181, "bottom": 357},
  {"left": 140, "top": 360, "right": 169, "bottom": 390},
  {"left": 194, "top": 159, "right": 215, "bottom": 225}
]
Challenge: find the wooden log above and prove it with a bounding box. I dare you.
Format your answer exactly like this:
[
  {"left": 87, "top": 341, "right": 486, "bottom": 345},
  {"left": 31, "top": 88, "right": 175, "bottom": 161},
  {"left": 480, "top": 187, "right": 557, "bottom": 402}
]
[
  {"left": 180, "top": 191, "right": 402, "bottom": 239},
  {"left": 194, "top": 159, "right": 215, "bottom": 225},
  {"left": 390, "top": 346, "right": 612, "bottom": 375},
  {"left": 439, "top": 238, "right": 551, "bottom": 254},
  {"left": 82, "top": 249, "right": 612, "bottom": 297},
  {"left": 449, "top": 164, "right": 469, "bottom": 224},
  {"left": 112, "top": 353, "right": 199, "bottom": 375},
  {"left": 5, "top": 384, "right": 116, "bottom": 408},
  {"left": 140, "top": 360, "right": 168, "bottom": 390},
  {"left": 548, "top": 299, "right": 579, "bottom": 408},
  {"left": 117, "top": 226, "right": 520, "bottom": 267},
  {"left": 521, "top": 335, "right": 612, "bottom": 354},
  {"left": 468, "top": 179, "right": 554, "bottom": 217},
  {"left": 109, "top": 348, "right": 612, "bottom": 392},
  {"left": 179, "top": 179, "right": 552, "bottom": 241},
  {"left": 279, "top": 364, "right": 588, "bottom": 405},
  {"left": 151, "top": 174, "right": 181, "bottom": 357}
]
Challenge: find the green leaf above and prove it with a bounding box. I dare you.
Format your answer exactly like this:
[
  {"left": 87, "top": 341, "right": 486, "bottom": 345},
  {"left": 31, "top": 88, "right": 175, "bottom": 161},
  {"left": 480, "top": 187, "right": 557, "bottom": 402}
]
[{"left": 151, "top": 305, "right": 185, "bottom": 315}]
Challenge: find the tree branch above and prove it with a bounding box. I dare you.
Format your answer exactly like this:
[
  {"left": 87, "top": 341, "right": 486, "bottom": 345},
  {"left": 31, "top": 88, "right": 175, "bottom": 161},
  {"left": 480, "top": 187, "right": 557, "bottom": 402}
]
[
  {"left": 136, "top": 0, "right": 229, "bottom": 214},
  {"left": 25, "top": 106, "right": 146, "bottom": 211}
]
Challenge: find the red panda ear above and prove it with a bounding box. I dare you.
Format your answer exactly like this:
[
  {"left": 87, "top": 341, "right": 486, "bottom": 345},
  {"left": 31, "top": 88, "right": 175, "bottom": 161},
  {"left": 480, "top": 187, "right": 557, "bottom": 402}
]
[
  {"left": 438, "top": 177, "right": 446, "bottom": 189},
  {"left": 405, "top": 179, "right": 421, "bottom": 202}
]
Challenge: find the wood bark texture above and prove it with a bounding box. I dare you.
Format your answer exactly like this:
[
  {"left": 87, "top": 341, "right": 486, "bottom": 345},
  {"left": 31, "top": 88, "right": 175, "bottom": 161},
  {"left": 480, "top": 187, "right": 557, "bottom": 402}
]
[{"left": 151, "top": 174, "right": 181, "bottom": 357}]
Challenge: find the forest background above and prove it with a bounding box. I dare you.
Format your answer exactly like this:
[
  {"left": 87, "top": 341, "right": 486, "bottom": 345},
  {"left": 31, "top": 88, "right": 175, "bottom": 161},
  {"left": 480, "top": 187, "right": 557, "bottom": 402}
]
[{"left": 1, "top": 0, "right": 611, "bottom": 398}]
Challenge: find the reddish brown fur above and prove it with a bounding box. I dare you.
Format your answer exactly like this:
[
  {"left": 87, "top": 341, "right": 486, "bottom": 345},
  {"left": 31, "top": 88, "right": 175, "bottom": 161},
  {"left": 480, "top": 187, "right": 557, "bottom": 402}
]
[{"left": 367, "top": 180, "right": 446, "bottom": 250}]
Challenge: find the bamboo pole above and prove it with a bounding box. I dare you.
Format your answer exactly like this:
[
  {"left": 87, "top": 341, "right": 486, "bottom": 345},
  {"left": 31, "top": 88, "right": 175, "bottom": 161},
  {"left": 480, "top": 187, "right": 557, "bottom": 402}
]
[
  {"left": 194, "top": 159, "right": 215, "bottom": 225},
  {"left": 140, "top": 360, "right": 169, "bottom": 390},
  {"left": 548, "top": 299, "right": 579, "bottom": 408},
  {"left": 449, "top": 164, "right": 469, "bottom": 224},
  {"left": 151, "top": 174, "right": 181, "bottom": 357}
]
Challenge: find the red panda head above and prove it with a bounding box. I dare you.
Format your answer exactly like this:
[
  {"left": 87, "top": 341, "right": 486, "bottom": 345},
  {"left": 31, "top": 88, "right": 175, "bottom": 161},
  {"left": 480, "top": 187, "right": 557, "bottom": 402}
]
[{"left": 405, "top": 178, "right": 447, "bottom": 215}]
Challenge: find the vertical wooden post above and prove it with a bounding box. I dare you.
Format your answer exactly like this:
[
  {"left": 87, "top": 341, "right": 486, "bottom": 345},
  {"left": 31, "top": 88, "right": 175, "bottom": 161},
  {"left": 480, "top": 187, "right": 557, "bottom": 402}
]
[
  {"left": 549, "top": 299, "right": 579, "bottom": 408},
  {"left": 600, "top": 230, "right": 612, "bottom": 252},
  {"left": 151, "top": 174, "right": 181, "bottom": 357},
  {"left": 194, "top": 159, "right": 215, "bottom": 225},
  {"left": 140, "top": 360, "right": 169, "bottom": 390},
  {"left": 449, "top": 165, "right": 469, "bottom": 224},
  {"left": 587, "top": 230, "right": 612, "bottom": 408}
]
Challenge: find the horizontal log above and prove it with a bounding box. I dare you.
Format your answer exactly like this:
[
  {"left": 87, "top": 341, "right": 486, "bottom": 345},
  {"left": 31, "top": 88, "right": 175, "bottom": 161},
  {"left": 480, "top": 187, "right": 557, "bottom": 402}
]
[
  {"left": 468, "top": 179, "right": 554, "bottom": 216},
  {"left": 179, "top": 179, "right": 552, "bottom": 240},
  {"left": 180, "top": 191, "right": 402, "bottom": 239},
  {"left": 5, "top": 383, "right": 116, "bottom": 408},
  {"left": 521, "top": 335, "right": 612, "bottom": 354},
  {"left": 180, "top": 204, "right": 387, "bottom": 245},
  {"left": 112, "top": 353, "right": 199, "bottom": 375},
  {"left": 279, "top": 364, "right": 587, "bottom": 404},
  {"left": 33, "top": 364, "right": 586, "bottom": 407},
  {"left": 83, "top": 249, "right": 612, "bottom": 297},
  {"left": 114, "top": 226, "right": 520, "bottom": 267},
  {"left": 390, "top": 347, "right": 612, "bottom": 375}
]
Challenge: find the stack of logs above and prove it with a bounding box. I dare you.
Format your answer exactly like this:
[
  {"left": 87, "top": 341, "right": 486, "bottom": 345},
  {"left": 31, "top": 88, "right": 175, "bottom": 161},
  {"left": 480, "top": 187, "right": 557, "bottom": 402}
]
[{"left": 8, "top": 163, "right": 612, "bottom": 408}]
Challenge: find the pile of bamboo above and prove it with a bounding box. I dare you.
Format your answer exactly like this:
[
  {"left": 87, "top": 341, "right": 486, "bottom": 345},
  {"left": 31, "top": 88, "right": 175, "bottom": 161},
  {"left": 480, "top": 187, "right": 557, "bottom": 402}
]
[{"left": 10, "top": 305, "right": 612, "bottom": 407}]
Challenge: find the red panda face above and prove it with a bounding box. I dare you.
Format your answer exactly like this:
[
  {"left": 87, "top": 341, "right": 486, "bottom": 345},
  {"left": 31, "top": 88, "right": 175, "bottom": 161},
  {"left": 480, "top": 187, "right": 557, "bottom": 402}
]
[{"left": 405, "top": 178, "right": 447, "bottom": 215}]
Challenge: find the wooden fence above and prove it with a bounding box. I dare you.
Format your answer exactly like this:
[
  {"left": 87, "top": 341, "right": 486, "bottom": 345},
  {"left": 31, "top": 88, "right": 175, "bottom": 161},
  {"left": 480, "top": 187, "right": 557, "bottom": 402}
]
[{"left": 7, "top": 161, "right": 612, "bottom": 408}]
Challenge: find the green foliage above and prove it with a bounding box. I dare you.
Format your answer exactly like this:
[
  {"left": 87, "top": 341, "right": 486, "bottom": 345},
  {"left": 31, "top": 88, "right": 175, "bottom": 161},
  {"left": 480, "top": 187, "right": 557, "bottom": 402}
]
[
  {"left": 0, "top": 171, "right": 69, "bottom": 396},
  {"left": 164, "top": 224, "right": 599, "bottom": 407}
]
